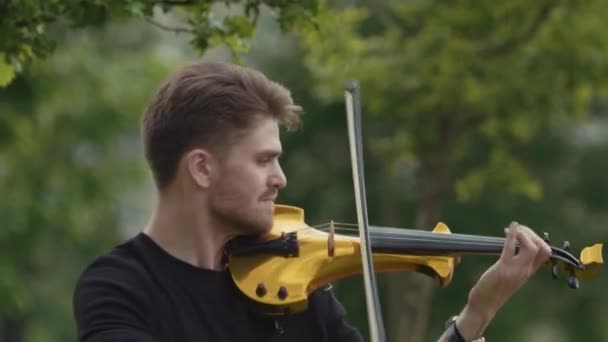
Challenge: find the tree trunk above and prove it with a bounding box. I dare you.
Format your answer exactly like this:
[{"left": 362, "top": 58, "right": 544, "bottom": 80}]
[
  {"left": 387, "top": 272, "right": 435, "bottom": 342},
  {"left": 1, "top": 316, "right": 27, "bottom": 342},
  {"left": 386, "top": 149, "right": 453, "bottom": 342},
  {"left": 386, "top": 199, "right": 443, "bottom": 342}
]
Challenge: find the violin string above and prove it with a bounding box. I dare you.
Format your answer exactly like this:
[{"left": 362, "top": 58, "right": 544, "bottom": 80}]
[
  {"left": 314, "top": 222, "right": 508, "bottom": 248},
  {"left": 308, "top": 222, "right": 561, "bottom": 251},
  {"left": 300, "top": 223, "right": 573, "bottom": 258},
  {"left": 283, "top": 223, "right": 578, "bottom": 266}
]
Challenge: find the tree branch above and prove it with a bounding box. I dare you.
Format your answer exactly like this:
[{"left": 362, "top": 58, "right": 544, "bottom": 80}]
[
  {"left": 365, "top": 0, "right": 399, "bottom": 31},
  {"left": 145, "top": 18, "right": 195, "bottom": 34},
  {"left": 156, "top": 0, "right": 196, "bottom": 6},
  {"left": 13, "top": 14, "right": 57, "bottom": 28},
  {"left": 479, "top": 1, "right": 557, "bottom": 57},
  {"left": 458, "top": 113, "right": 487, "bottom": 132}
]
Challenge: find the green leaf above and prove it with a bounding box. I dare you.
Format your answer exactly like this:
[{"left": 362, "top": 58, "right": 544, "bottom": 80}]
[{"left": 0, "top": 55, "right": 16, "bottom": 88}]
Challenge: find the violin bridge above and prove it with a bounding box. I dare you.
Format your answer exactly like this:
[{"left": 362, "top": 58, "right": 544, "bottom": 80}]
[{"left": 328, "top": 220, "right": 335, "bottom": 257}]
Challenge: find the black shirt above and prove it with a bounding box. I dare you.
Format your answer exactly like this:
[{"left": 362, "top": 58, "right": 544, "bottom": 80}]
[{"left": 73, "top": 233, "right": 363, "bottom": 342}]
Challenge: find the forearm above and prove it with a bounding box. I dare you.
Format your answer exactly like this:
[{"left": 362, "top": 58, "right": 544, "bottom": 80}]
[{"left": 438, "top": 224, "right": 552, "bottom": 341}]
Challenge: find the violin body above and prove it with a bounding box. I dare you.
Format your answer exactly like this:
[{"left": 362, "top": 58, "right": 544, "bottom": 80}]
[
  {"left": 227, "top": 205, "right": 603, "bottom": 315},
  {"left": 229, "top": 205, "right": 455, "bottom": 314}
]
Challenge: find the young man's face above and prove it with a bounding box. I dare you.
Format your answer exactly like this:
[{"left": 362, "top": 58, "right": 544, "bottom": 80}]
[{"left": 209, "top": 117, "right": 286, "bottom": 236}]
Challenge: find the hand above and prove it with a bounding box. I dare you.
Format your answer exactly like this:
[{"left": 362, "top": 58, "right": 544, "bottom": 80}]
[{"left": 455, "top": 222, "right": 552, "bottom": 340}]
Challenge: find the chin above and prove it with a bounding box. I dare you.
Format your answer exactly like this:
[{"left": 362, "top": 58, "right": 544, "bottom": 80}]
[
  {"left": 257, "top": 204, "right": 275, "bottom": 227},
  {"left": 254, "top": 216, "right": 274, "bottom": 235},
  {"left": 238, "top": 211, "right": 273, "bottom": 236}
]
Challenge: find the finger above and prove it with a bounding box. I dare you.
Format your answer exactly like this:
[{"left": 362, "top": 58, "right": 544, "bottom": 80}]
[
  {"left": 524, "top": 228, "right": 552, "bottom": 268},
  {"left": 517, "top": 225, "right": 552, "bottom": 268},
  {"left": 513, "top": 226, "right": 539, "bottom": 262},
  {"left": 518, "top": 225, "right": 551, "bottom": 252},
  {"left": 532, "top": 242, "right": 552, "bottom": 270},
  {"left": 500, "top": 224, "right": 517, "bottom": 262}
]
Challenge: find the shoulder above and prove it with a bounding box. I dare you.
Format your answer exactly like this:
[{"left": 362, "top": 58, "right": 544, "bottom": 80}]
[
  {"left": 73, "top": 234, "right": 165, "bottom": 341},
  {"left": 75, "top": 234, "right": 152, "bottom": 290},
  {"left": 73, "top": 234, "right": 157, "bottom": 322}
]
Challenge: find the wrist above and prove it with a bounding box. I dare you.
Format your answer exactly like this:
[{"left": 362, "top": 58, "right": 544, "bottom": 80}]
[{"left": 454, "top": 304, "right": 493, "bottom": 341}]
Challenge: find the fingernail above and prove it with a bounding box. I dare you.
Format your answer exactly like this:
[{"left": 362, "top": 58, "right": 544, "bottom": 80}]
[{"left": 504, "top": 228, "right": 509, "bottom": 235}]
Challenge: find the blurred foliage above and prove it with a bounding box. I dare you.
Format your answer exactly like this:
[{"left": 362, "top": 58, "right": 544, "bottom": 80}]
[
  {"left": 0, "top": 0, "right": 319, "bottom": 87},
  {"left": 294, "top": 1, "right": 608, "bottom": 340},
  {"left": 1, "top": 1, "right": 608, "bottom": 342},
  {"left": 0, "top": 20, "right": 184, "bottom": 340},
  {"left": 299, "top": 0, "right": 608, "bottom": 203}
]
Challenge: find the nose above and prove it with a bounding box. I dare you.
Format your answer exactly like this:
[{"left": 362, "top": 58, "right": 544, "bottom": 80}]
[{"left": 270, "top": 161, "right": 287, "bottom": 190}]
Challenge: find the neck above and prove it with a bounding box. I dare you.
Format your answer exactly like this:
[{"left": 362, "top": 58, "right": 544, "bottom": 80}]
[
  {"left": 143, "top": 186, "right": 235, "bottom": 270},
  {"left": 368, "top": 226, "right": 505, "bottom": 256}
]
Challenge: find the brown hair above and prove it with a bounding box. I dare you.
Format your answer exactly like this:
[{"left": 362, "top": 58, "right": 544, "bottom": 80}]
[{"left": 141, "top": 61, "right": 302, "bottom": 190}]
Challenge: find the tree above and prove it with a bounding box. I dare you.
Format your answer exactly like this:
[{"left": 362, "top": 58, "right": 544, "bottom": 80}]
[
  {"left": 2, "top": 1, "right": 607, "bottom": 340},
  {"left": 0, "top": 20, "right": 189, "bottom": 341},
  {"left": 297, "top": 1, "right": 608, "bottom": 341},
  {"left": 0, "top": 2, "right": 321, "bottom": 339},
  {"left": 0, "top": 0, "right": 319, "bottom": 87}
]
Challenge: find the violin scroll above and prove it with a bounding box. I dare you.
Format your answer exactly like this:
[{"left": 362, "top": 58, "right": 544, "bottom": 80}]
[{"left": 541, "top": 232, "right": 603, "bottom": 288}]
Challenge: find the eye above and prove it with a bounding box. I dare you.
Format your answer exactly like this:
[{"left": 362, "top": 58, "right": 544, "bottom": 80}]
[
  {"left": 257, "top": 157, "right": 272, "bottom": 165},
  {"left": 256, "top": 152, "right": 281, "bottom": 165}
]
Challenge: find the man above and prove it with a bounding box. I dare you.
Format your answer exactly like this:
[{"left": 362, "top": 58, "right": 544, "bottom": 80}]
[{"left": 73, "top": 61, "right": 552, "bottom": 342}]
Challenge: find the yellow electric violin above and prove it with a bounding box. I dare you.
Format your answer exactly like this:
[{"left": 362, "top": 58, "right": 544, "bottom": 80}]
[{"left": 227, "top": 204, "right": 603, "bottom": 315}]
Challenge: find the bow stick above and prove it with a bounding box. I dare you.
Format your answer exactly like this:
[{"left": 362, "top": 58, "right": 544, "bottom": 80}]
[{"left": 345, "top": 81, "right": 387, "bottom": 342}]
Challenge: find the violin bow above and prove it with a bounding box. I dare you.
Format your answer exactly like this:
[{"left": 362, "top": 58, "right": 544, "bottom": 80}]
[{"left": 345, "top": 81, "right": 387, "bottom": 342}]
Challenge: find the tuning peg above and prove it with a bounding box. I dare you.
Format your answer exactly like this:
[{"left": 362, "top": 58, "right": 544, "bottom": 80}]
[
  {"left": 562, "top": 241, "right": 579, "bottom": 288},
  {"left": 567, "top": 270, "right": 579, "bottom": 289},
  {"left": 551, "top": 264, "right": 560, "bottom": 279},
  {"left": 543, "top": 233, "right": 559, "bottom": 279}
]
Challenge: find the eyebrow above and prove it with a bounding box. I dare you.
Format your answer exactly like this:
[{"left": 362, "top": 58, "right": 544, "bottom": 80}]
[{"left": 257, "top": 150, "right": 282, "bottom": 158}]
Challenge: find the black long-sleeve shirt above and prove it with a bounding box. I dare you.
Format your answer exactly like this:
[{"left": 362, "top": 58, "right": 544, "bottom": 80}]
[{"left": 73, "top": 233, "right": 363, "bottom": 342}]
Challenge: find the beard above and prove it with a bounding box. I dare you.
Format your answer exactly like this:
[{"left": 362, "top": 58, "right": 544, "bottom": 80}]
[{"left": 209, "top": 194, "right": 274, "bottom": 237}]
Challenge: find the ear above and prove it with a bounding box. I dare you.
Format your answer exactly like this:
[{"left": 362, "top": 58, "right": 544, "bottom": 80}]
[{"left": 184, "top": 148, "right": 214, "bottom": 188}]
